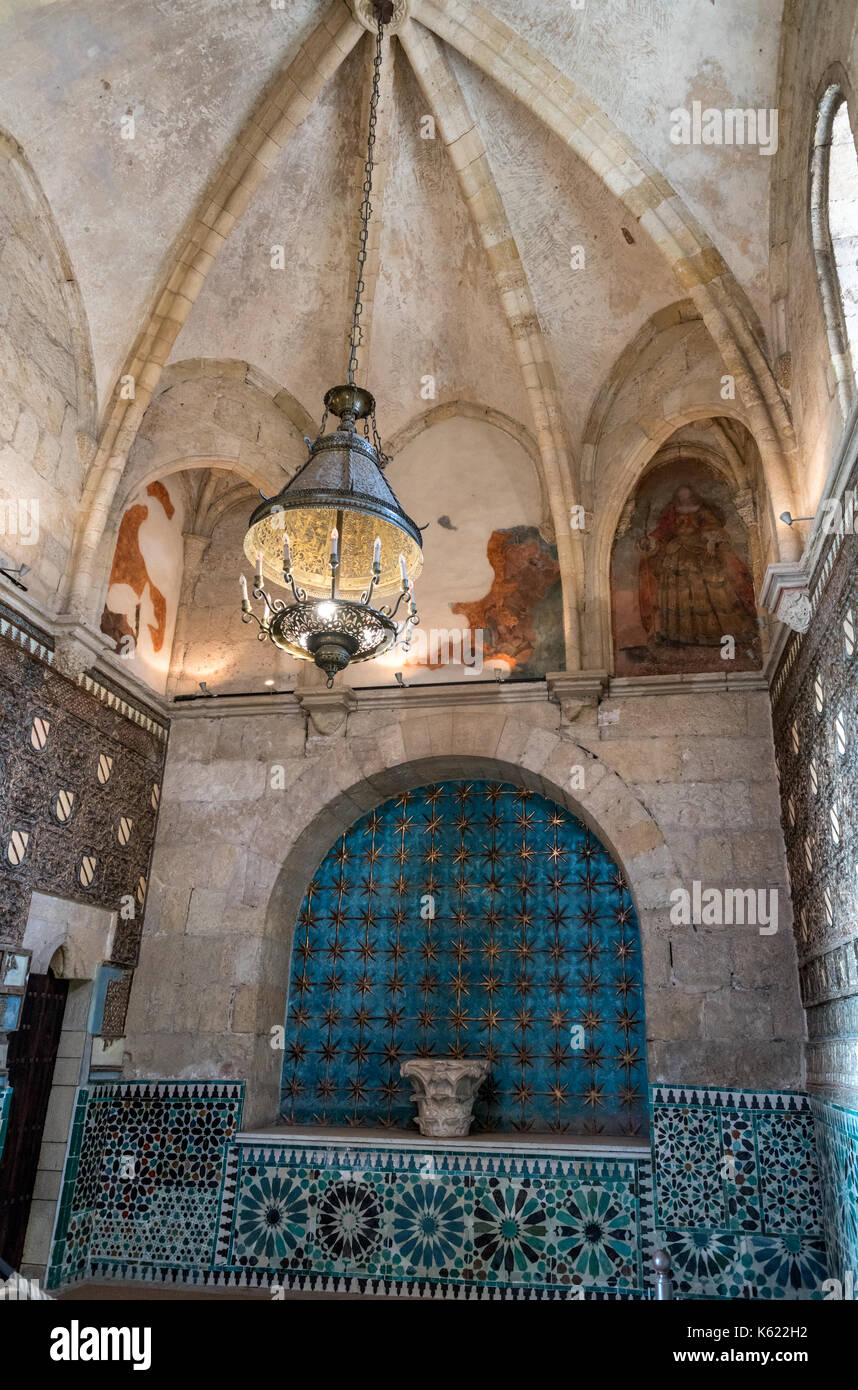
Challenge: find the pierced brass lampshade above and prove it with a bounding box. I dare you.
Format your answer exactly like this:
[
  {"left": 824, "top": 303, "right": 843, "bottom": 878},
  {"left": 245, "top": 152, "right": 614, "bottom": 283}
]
[{"left": 243, "top": 385, "right": 422, "bottom": 600}]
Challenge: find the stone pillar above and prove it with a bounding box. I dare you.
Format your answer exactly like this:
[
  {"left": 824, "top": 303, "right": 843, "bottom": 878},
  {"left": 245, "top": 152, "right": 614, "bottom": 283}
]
[{"left": 166, "top": 533, "right": 210, "bottom": 698}]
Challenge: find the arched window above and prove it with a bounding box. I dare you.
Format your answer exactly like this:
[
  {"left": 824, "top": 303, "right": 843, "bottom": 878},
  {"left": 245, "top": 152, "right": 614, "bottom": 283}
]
[{"left": 811, "top": 87, "right": 858, "bottom": 412}]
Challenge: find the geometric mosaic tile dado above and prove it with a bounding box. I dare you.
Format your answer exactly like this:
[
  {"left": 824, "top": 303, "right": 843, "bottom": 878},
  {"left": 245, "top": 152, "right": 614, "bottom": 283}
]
[
  {"left": 651, "top": 1086, "right": 828, "bottom": 1299},
  {"left": 211, "top": 1137, "right": 656, "bottom": 1300},
  {"left": 47, "top": 1081, "right": 243, "bottom": 1290},
  {"left": 44, "top": 1080, "right": 835, "bottom": 1299},
  {"left": 811, "top": 1098, "right": 858, "bottom": 1285},
  {"left": 283, "top": 780, "right": 647, "bottom": 1136}
]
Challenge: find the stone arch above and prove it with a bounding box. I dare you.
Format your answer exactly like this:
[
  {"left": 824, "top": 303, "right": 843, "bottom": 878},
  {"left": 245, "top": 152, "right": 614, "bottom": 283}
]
[
  {"left": 810, "top": 79, "right": 858, "bottom": 419},
  {"left": 588, "top": 410, "right": 774, "bottom": 670},
  {"left": 88, "top": 360, "right": 314, "bottom": 622},
  {"left": 243, "top": 719, "right": 677, "bottom": 1123}
]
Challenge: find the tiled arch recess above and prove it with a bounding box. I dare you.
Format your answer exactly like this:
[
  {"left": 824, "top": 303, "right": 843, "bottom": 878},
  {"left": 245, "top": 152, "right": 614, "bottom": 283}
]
[{"left": 281, "top": 780, "right": 647, "bottom": 1136}]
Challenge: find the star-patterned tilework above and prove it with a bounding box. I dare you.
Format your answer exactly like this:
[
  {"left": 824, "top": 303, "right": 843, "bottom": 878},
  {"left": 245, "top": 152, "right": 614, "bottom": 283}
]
[
  {"left": 281, "top": 781, "right": 647, "bottom": 1136},
  {"left": 650, "top": 1085, "right": 829, "bottom": 1299}
]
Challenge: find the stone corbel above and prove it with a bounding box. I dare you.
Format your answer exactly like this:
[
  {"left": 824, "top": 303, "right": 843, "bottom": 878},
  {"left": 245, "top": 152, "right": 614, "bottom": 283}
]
[
  {"left": 297, "top": 687, "right": 358, "bottom": 738},
  {"left": 546, "top": 669, "right": 609, "bottom": 723},
  {"left": 52, "top": 615, "right": 115, "bottom": 678},
  {"left": 759, "top": 562, "right": 812, "bottom": 634}
]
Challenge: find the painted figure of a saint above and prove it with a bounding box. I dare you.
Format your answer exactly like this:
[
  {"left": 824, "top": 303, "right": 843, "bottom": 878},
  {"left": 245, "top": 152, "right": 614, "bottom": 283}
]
[{"left": 637, "top": 485, "right": 757, "bottom": 649}]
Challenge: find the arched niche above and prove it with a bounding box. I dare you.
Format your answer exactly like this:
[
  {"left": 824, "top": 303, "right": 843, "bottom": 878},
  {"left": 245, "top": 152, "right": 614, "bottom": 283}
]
[
  {"left": 243, "top": 743, "right": 674, "bottom": 1129},
  {"left": 280, "top": 777, "right": 649, "bottom": 1137},
  {"left": 610, "top": 454, "right": 763, "bottom": 679}
]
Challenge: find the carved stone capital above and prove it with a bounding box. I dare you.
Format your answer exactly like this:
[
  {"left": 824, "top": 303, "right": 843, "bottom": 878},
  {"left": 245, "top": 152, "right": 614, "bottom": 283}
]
[
  {"left": 546, "top": 669, "right": 609, "bottom": 722},
  {"left": 401, "top": 1057, "right": 489, "bottom": 1137},
  {"left": 297, "top": 687, "right": 358, "bottom": 737},
  {"left": 52, "top": 616, "right": 114, "bottom": 678},
  {"left": 759, "top": 562, "right": 812, "bottom": 634}
]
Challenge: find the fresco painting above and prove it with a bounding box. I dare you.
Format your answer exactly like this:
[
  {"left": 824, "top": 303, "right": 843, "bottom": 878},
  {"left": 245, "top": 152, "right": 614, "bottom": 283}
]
[
  {"left": 101, "top": 480, "right": 185, "bottom": 692},
  {"left": 612, "top": 462, "right": 762, "bottom": 677}
]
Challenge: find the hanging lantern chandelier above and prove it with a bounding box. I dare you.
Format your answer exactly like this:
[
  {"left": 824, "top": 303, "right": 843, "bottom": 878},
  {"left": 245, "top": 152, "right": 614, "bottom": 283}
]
[{"left": 240, "top": 3, "right": 422, "bottom": 688}]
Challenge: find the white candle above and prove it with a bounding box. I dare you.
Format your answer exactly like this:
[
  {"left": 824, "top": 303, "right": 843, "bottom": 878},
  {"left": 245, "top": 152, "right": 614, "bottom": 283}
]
[
  {"left": 373, "top": 536, "right": 381, "bottom": 569},
  {"left": 283, "top": 532, "right": 291, "bottom": 572},
  {"left": 398, "top": 552, "right": 408, "bottom": 584},
  {"left": 255, "top": 551, "right": 263, "bottom": 587},
  {"left": 239, "top": 574, "right": 249, "bottom": 603}
]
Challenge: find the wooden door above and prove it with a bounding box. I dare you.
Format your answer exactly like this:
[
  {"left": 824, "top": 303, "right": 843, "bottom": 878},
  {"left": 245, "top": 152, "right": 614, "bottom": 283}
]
[{"left": 0, "top": 972, "right": 68, "bottom": 1270}]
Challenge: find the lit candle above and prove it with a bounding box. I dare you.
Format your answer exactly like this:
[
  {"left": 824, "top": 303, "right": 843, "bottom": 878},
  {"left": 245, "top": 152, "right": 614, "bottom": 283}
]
[
  {"left": 239, "top": 574, "right": 249, "bottom": 604},
  {"left": 330, "top": 527, "right": 339, "bottom": 562},
  {"left": 283, "top": 532, "right": 291, "bottom": 573},
  {"left": 373, "top": 536, "right": 381, "bottom": 570},
  {"left": 255, "top": 551, "right": 263, "bottom": 588},
  {"left": 398, "top": 553, "right": 408, "bottom": 585}
]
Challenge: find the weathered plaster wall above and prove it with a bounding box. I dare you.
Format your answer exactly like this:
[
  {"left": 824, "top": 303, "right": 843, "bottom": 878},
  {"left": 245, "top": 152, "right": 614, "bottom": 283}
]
[{"left": 124, "top": 682, "right": 804, "bottom": 1126}]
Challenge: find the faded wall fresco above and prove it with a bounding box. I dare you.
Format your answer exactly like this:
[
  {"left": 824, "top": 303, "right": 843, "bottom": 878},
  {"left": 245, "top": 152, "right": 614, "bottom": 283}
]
[
  {"left": 612, "top": 461, "right": 761, "bottom": 678},
  {"left": 450, "top": 526, "right": 562, "bottom": 679},
  {"left": 101, "top": 481, "right": 184, "bottom": 694}
]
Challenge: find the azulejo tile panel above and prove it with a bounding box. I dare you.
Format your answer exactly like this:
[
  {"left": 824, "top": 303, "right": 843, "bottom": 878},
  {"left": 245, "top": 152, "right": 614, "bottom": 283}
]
[
  {"left": 651, "top": 1086, "right": 828, "bottom": 1299},
  {"left": 282, "top": 781, "right": 647, "bottom": 1137},
  {"left": 46, "top": 1081, "right": 840, "bottom": 1300},
  {"left": 212, "top": 1138, "right": 655, "bottom": 1299},
  {"left": 811, "top": 1098, "right": 858, "bottom": 1285},
  {"left": 47, "top": 1081, "right": 243, "bottom": 1290}
]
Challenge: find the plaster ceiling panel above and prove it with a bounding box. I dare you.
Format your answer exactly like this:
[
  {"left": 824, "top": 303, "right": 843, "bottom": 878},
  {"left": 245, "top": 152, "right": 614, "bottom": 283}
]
[
  {"left": 451, "top": 51, "right": 679, "bottom": 449},
  {"left": 488, "top": 0, "right": 782, "bottom": 326},
  {"left": 0, "top": 0, "right": 326, "bottom": 406},
  {"left": 168, "top": 37, "right": 367, "bottom": 427},
  {"left": 362, "top": 48, "right": 531, "bottom": 439}
]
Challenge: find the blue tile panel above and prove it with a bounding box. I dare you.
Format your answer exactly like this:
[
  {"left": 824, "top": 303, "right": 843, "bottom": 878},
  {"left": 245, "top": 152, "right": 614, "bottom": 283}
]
[
  {"left": 282, "top": 781, "right": 647, "bottom": 1136},
  {"left": 651, "top": 1085, "right": 829, "bottom": 1299},
  {"left": 811, "top": 1097, "right": 858, "bottom": 1286},
  {"left": 46, "top": 1081, "right": 243, "bottom": 1290},
  {"left": 211, "top": 1137, "right": 655, "bottom": 1298}
]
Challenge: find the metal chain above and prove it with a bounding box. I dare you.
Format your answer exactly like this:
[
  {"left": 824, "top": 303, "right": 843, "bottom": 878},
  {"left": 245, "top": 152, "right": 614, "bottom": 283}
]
[{"left": 347, "top": 13, "right": 385, "bottom": 386}]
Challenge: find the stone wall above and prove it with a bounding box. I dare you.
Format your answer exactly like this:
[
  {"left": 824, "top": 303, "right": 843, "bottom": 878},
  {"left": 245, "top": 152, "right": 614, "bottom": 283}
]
[
  {"left": 125, "top": 677, "right": 805, "bottom": 1127},
  {"left": 0, "top": 138, "right": 92, "bottom": 611}
]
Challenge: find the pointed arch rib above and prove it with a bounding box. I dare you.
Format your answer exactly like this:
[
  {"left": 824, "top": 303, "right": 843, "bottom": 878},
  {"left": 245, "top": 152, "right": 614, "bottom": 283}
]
[{"left": 400, "top": 18, "right": 583, "bottom": 667}]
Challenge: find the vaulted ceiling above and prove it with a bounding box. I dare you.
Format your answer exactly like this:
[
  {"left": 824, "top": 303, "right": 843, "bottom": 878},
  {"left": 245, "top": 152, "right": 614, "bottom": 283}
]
[
  {"left": 0, "top": 0, "right": 783, "bottom": 445},
  {"left": 0, "top": 0, "right": 808, "bottom": 693}
]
